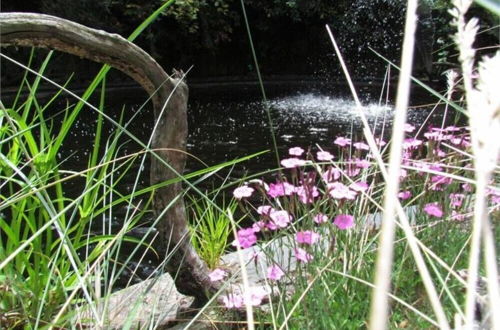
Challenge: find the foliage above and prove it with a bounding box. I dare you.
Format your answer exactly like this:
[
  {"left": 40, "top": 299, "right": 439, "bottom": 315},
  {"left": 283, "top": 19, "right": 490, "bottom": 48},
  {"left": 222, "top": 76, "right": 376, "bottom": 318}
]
[
  {"left": 9, "top": 0, "right": 497, "bottom": 79},
  {"left": 0, "top": 49, "right": 147, "bottom": 327},
  {"left": 0, "top": 3, "right": 175, "bottom": 327}
]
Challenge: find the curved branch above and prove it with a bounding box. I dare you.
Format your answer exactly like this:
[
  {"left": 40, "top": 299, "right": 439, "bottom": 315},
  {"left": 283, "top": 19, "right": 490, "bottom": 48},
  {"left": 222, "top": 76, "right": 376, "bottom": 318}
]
[
  {"left": 0, "top": 12, "right": 217, "bottom": 302},
  {"left": 1, "top": 12, "right": 168, "bottom": 107}
]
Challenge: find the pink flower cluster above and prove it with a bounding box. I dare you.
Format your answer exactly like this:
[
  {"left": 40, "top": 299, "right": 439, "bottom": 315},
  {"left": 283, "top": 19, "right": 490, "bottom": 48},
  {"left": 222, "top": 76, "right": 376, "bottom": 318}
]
[
  {"left": 222, "top": 287, "right": 269, "bottom": 308},
  {"left": 233, "top": 208, "right": 294, "bottom": 248},
  {"left": 424, "top": 203, "right": 443, "bottom": 218},
  {"left": 397, "top": 124, "right": 478, "bottom": 221},
  {"left": 296, "top": 230, "right": 320, "bottom": 245},
  {"left": 229, "top": 123, "right": 482, "bottom": 281},
  {"left": 208, "top": 268, "right": 227, "bottom": 282}
]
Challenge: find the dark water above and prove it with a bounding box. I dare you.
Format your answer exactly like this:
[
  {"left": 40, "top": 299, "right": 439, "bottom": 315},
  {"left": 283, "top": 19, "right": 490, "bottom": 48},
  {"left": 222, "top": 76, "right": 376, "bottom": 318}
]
[
  {"left": 187, "top": 93, "right": 433, "bottom": 177},
  {"left": 61, "top": 82, "right": 440, "bottom": 183}
]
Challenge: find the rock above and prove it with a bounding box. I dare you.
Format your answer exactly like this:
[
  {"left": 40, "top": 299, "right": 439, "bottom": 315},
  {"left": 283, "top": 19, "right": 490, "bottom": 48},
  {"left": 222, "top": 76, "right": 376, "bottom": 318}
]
[{"left": 75, "top": 272, "right": 193, "bottom": 329}]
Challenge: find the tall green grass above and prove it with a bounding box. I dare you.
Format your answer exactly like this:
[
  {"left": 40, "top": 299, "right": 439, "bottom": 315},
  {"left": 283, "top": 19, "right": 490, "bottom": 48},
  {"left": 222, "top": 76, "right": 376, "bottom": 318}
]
[
  {"left": 189, "top": 193, "right": 239, "bottom": 270},
  {"left": 0, "top": 51, "right": 144, "bottom": 327}
]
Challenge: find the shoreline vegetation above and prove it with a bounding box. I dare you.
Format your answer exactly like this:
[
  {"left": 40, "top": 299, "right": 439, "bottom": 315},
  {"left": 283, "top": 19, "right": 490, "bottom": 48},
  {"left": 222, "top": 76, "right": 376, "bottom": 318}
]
[{"left": 1, "top": 0, "right": 499, "bottom": 329}]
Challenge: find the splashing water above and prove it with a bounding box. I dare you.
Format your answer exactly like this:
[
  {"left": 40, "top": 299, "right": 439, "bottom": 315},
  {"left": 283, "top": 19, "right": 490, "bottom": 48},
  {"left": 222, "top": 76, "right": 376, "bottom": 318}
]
[{"left": 269, "top": 93, "right": 393, "bottom": 123}]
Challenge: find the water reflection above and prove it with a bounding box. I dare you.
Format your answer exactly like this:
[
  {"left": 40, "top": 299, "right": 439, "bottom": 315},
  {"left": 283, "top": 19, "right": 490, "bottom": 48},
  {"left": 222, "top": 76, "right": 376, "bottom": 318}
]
[
  {"left": 59, "top": 90, "right": 439, "bottom": 188},
  {"left": 186, "top": 92, "right": 432, "bottom": 174}
]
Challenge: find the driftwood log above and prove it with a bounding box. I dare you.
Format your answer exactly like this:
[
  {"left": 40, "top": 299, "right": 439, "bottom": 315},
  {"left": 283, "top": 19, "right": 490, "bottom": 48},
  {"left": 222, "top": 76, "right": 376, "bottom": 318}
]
[{"left": 0, "top": 12, "right": 218, "bottom": 303}]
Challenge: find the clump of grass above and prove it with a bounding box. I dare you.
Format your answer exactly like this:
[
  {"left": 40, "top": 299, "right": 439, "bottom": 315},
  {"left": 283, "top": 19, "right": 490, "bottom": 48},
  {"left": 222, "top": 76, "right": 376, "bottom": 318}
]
[
  {"left": 189, "top": 194, "right": 239, "bottom": 269},
  {"left": 0, "top": 51, "right": 151, "bottom": 327}
]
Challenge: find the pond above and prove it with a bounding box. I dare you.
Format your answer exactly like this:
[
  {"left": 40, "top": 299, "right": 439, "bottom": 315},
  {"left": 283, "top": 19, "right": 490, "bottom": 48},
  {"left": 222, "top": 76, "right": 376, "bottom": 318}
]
[{"left": 61, "top": 79, "right": 442, "bottom": 188}]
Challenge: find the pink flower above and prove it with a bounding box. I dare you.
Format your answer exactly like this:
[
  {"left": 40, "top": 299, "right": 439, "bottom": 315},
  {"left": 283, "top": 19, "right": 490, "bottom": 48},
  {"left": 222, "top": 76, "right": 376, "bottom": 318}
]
[
  {"left": 430, "top": 163, "right": 444, "bottom": 172},
  {"left": 451, "top": 210, "right": 466, "bottom": 221},
  {"left": 281, "top": 157, "right": 306, "bottom": 168},
  {"left": 267, "top": 181, "right": 295, "bottom": 198},
  {"left": 313, "top": 213, "right": 328, "bottom": 224},
  {"left": 334, "top": 214, "right": 355, "bottom": 230},
  {"left": 354, "top": 158, "right": 371, "bottom": 168},
  {"left": 222, "top": 293, "right": 244, "bottom": 308},
  {"left": 413, "top": 161, "right": 430, "bottom": 175},
  {"left": 208, "top": 268, "right": 227, "bottom": 282},
  {"left": 424, "top": 131, "right": 448, "bottom": 141},
  {"left": 448, "top": 136, "right": 462, "bottom": 145},
  {"left": 247, "top": 287, "right": 269, "bottom": 306},
  {"left": 423, "top": 203, "right": 443, "bottom": 218},
  {"left": 404, "top": 123, "right": 415, "bottom": 132},
  {"left": 266, "top": 221, "right": 279, "bottom": 231},
  {"left": 322, "top": 167, "right": 341, "bottom": 182},
  {"left": 233, "top": 186, "right": 254, "bottom": 199},
  {"left": 401, "top": 156, "right": 412, "bottom": 165},
  {"left": 403, "top": 138, "right": 422, "bottom": 150},
  {"left": 449, "top": 193, "right": 465, "bottom": 208},
  {"left": 375, "top": 138, "right": 387, "bottom": 147},
  {"left": 317, "top": 151, "right": 334, "bottom": 161},
  {"left": 461, "top": 139, "right": 471, "bottom": 148},
  {"left": 487, "top": 187, "right": 500, "bottom": 198},
  {"left": 269, "top": 210, "right": 292, "bottom": 228},
  {"left": 334, "top": 136, "right": 351, "bottom": 147},
  {"left": 233, "top": 228, "right": 257, "bottom": 248},
  {"left": 296, "top": 230, "right": 320, "bottom": 245},
  {"left": 398, "top": 190, "right": 412, "bottom": 200},
  {"left": 252, "top": 220, "right": 266, "bottom": 233},
  {"left": 346, "top": 166, "right": 361, "bottom": 177},
  {"left": 431, "top": 175, "right": 452, "bottom": 185},
  {"left": 350, "top": 181, "right": 368, "bottom": 192},
  {"left": 294, "top": 247, "right": 313, "bottom": 263},
  {"left": 462, "top": 183, "right": 473, "bottom": 192},
  {"left": 328, "top": 182, "right": 357, "bottom": 200},
  {"left": 257, "top": 205, "right": 274, "bottom": 216},
  {"left": 429, "top": 185, "right": 444, "bottom": 191},
  {"left": 289, "top": 146, "right": 304, "bottom": 156},
  {"left": 295, "top": 185, "right": 319, "bottom": 204},
  {"left": 353, "top": 142, "right": 370, "bottom": 150},
  {"left": 433, "top": 149, "right": 447, "bottom": 157},
  {"left": 267, "top": 265, "right": 285, "bottom": 281}
]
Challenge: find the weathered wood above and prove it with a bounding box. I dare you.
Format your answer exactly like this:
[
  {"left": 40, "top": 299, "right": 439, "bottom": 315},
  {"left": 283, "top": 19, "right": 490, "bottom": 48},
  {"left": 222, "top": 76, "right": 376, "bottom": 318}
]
[{"left": 0, "top": 12, "right": 218, "bottom": 302}]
